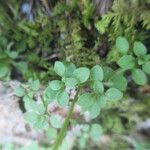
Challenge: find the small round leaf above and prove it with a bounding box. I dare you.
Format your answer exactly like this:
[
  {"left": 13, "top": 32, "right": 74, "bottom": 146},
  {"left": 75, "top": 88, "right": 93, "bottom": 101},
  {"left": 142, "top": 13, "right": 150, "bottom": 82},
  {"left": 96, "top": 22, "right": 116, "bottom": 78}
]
[
  {"left": 142, "top": 61, "right": 150, "bottom": 74},
  {"left": 0, "top": 65, "right": 9, "bottom": 78},
  {"left": 54, "top": 61, "right": 65, "bottom": 76},
  {"left": 44, "top": 86, "right": 58, "bottom": 103},
  {"left": 24, "top": 112, "right": 39, "bottom": 124},
  {"left": 78, "top": 93, "right": 94, "bottom": 109},
  {"left": 50, "top": 115, "right": 63, "bottom": 129},
  {"left": 73, "top": 67, "right": 90, "bottom": 83},
  {"left": 57, "top": 90, "right": 69, "bottom": 107},
  {"left": 15, "top": 61, "right": 28, "bottom": 74},
  {"left": 34, "top": 116, "right": 49, "bottom": 130},
  {"left": 49, "top": 80, "right": 63, "bottom": 91},
  {"left": 92, "top": 81, "right": 104, "bottom": 94},
  {"left": 90, "top": 65, "right": 103, "bottom": 81},
  {"left": 29, "top": 80, "right": 40, "bottom": 91},
  {"left": 15, "top": 86, "right": 25, "bottom": 97},
  {"left": 103, "top": 66, "right": 114, "bottom": 81},
  {"left": 7, "top": 51, "right": 18, "bottom": 59},
  {"left": 89, "top": 102, "right": 101, "bottom": 119},
  {"left": 90, "top": 124, "right": 103, "bottom": 141},
  {"left": 131, "top": 69, "right": 147, "bottom": 85},
  {"left": 64, "top": 62, "right": 76, "bottom": 77},
  {"left": 106, "top": 88, "right": 123, "bottom": 101},
  {"left": 62, "top": 77, "right": 78, "bottom": 88},
  {"left": 47, "top": 127, "right": 57, "bottom": 140},
  {"left": 116, "top": 36, "right": 129, "bottom": 54},
  {"left": 109, "top": 74, "right": 127, "bottom": 91},
  {"left": 138, "top": 58, "right": 145, "bottom": 65},
  {"left": 117, "top": 55, "right": 135, "bottom": 70},
  {"left": 133, "top": 41, "right": 147, "bottom": 57}
]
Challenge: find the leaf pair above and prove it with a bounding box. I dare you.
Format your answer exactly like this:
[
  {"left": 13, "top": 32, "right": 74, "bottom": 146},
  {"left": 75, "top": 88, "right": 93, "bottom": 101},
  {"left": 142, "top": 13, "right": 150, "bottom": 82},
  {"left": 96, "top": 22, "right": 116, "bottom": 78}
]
[
  {"left": 54, "top": 61, "right": 90, "bottom": 84},
  {"left": 90, "top": 65, "right": 105, "bottom": 94},
  {"left": 116, "top": 37, "right": 147, "bottom": 56}
]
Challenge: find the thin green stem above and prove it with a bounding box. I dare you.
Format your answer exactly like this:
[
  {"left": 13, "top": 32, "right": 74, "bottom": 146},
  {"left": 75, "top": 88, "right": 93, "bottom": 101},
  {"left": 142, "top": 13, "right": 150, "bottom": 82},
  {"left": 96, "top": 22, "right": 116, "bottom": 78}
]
[{"left": 53, "top": 88, "right": 80, "bottom": 150}]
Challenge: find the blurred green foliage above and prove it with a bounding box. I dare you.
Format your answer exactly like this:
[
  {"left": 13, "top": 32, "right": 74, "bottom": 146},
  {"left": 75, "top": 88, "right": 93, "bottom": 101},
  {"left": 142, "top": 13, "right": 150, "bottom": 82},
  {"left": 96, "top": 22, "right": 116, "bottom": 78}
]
[
  {"left": 0, "top": 0, "right": 150, "bottom": 81},
  {"left": 0, "top": 0, "right": 150, "bottom": 149}
]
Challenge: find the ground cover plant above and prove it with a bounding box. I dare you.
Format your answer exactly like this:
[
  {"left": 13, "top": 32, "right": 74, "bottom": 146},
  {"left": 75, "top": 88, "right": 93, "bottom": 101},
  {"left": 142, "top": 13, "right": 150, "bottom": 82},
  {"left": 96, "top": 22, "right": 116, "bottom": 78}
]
[
  {"left": 0, "top": 0, "right": 150, "bottom": 150},
  {"left": 14, "top": 57, "right": 150, "bottom": 149}
]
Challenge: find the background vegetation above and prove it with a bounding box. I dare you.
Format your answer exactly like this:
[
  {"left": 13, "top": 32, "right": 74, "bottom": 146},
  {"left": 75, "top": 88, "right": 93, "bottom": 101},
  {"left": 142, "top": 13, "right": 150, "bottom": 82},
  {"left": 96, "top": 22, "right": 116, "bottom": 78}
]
[{"left": 0, "top": 0, "right": 150, "bottom": 149}]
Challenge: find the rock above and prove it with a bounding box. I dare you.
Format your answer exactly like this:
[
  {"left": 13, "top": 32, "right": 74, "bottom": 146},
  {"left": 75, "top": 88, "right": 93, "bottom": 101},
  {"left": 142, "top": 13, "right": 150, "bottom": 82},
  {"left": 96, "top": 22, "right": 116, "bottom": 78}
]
[
  {"left": 136, "top": 119, "right": 150, "bottom": 137},
  {"left": 0, "top": 81, "right": 45, "bottom": 147}
]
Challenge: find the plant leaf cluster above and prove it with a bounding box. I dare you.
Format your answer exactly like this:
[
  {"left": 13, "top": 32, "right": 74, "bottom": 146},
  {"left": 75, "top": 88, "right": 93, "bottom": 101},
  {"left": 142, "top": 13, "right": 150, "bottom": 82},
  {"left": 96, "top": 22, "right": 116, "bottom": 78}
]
[
  {"left": 0, "top": 35, "right": 29, "bottom": 80},
  {"left": 95, "top": 0, "right": 150, "bottom": 41},
  {"left": 116, "top": 36, "right": 150, "bottom": 85},
  {"left": 15, "top": 61, "right": 123, "bottom": 126},
  {"left": 14, "top": 60, "right": 150, "bottom": 149}
]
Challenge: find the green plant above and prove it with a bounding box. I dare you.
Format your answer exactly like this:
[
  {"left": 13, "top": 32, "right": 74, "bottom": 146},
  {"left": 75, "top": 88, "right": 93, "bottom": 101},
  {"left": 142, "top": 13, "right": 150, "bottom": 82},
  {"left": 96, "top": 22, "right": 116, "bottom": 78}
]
[
  {"left": 15, "top": 61, "right": 125, "bottom": 149},
  {"left": 13, "top": 34, "right": 150, "bottom": 149},
  {"left": 116, "top": 36, "right": 150, "bottom": 85},
  {"left": 0, "top": 34, "right": 29, "bottom": 80},
  {"left": 81, "top": 0, "right": 95, "bottom": 28},
  {"left": 95, "top": 0, "right": 150, "bottom": 42},
  {"left": 1, "top": 1, "right": 149, "bottom": 149},
  {"left": 0, "top": 34, "right": 46, "bottom": 81},
  {"left": 0, "top": 0, "right": 100, "bottom": 79}
]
